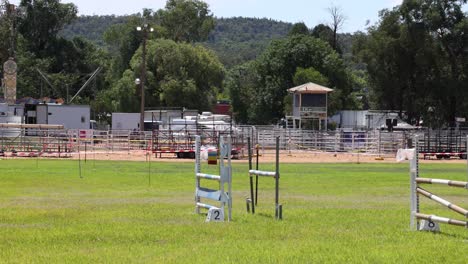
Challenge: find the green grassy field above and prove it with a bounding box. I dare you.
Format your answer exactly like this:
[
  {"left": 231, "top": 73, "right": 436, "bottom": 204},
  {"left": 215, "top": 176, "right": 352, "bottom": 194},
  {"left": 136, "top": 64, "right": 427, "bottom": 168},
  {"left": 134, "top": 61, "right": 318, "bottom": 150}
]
[{"left": 0, "top": 158, "right": 467, "bottom": 263}]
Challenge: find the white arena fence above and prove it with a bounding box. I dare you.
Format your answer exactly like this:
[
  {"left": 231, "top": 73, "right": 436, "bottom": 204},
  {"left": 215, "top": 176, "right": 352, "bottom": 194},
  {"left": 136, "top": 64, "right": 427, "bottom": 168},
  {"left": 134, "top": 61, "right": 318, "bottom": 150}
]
[
  {"left": 1, "top": 126, "right": 467, "bottom": 158},
  {"left": 256, "top": 129, "right": 412, "bottom": 155}
]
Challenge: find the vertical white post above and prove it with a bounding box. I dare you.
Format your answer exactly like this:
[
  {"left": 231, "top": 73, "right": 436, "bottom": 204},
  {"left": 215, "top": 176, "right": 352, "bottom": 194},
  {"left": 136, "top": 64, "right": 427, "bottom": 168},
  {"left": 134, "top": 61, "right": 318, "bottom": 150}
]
[
  {"left": 365, "top": 131, "right": 368, "bottom": 153},
  {"left": 218, "top": 135, "right": 232, "bottom": 221},
  {"left": 334, "top": 132, "right": 338, "bottom": 153},
  {"left": 219, "top": 136, "right": 225, "bottom": 216},
  {"left": 226, "top": 136, "right": 232, "bottom": 221},
  {"left": 378, "top": 129, "right": 382, "bottom": 156},
  {"left": 410, "top": 136, "right": 419, "bottom": 231},
  {"left": 315, "top": 131, "right": 317, "bottom": 149},
  {"left": 325, "top": 92, "right": 328, "bottom": 131},
  {"left": 275, "top": 136, "right": 281, "bottom": 220},
  {"left": 466, "top": 135, "right": 468, "bottom": 182},
  {"left": 195, "top": 135, "right": 201, "bottom": 214}
]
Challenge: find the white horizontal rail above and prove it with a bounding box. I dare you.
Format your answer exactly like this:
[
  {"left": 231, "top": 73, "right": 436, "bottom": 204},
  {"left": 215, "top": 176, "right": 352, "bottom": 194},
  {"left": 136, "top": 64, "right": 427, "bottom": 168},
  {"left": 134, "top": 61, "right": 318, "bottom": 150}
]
[
  {"left": 196, "top": 173, "right": 221, "bottom": 181},
  {"left": 417, "top": 188, "right": 468, "bottom": 217},
  {"left": 415, "top": 213, "right": 467, "bottom": 227},
  {"left": 416, "top": 178, "right": 468, "bottom": 189},
  {"left": 249, "top": 170, "right": 276, "bottom": 177},
  {"left": 196, "top": 202, "right": 219, "bottom": 210}
]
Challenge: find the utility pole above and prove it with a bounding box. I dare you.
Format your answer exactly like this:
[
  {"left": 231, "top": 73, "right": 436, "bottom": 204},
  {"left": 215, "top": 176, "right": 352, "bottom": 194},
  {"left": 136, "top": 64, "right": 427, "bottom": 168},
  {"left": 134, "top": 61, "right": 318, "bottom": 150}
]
[{"left": 136, "top": 24, "right": 154, "bottom": 131}]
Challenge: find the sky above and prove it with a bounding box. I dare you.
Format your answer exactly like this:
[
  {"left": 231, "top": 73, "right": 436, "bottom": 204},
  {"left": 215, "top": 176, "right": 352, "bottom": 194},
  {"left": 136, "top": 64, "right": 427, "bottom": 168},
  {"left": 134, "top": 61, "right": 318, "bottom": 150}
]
[{"left": 9, "top": 0, "right": 406, "bottom": 33}]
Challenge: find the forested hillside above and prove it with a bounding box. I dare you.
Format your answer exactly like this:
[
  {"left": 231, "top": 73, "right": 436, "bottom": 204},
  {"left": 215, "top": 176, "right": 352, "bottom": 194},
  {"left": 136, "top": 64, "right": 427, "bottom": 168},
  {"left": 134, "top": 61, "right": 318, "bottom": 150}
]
[
  {"left": 61, "top": 15, "right": 358, "bottom": 69},
  {"left": 204, "top": 17, "right": 292, "bottom": 67},
  {"left": 61, "top": 16, "right": 293, "bottom": 67},
  {"left": 60, "top": 15, "right": 130, "bottom": 46}
]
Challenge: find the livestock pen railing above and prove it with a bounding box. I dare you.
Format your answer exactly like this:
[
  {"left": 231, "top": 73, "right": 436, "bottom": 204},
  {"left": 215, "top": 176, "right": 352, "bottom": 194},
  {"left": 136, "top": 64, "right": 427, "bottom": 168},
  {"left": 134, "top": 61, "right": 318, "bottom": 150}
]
[
  {"left": 0, "top": 126, "right": 72, "bottom": 157},
  {"left": 2, "top": 126, "right": 467, "bottom": 159},
  {"left": 256, "top": 129, "right": 412, "bottom": 155}
]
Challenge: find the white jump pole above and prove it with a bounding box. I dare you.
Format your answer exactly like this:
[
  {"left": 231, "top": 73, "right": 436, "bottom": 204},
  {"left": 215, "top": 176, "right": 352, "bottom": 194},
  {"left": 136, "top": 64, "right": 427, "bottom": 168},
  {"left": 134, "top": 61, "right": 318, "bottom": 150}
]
[
  {"left": 247, "top": 136, "right": 282, "bottom": 220},
  {"left": 195, "top": 136, "right": 201, "bottom": 214},
  {"left": 410, "top": 135, "right": 468, "bottom": 231},
  {"left": 194, "top": 135, "right": 232, "bottom": 221},
  {"left": 410, "top": 136, "right": 419, "bottom": 231}
]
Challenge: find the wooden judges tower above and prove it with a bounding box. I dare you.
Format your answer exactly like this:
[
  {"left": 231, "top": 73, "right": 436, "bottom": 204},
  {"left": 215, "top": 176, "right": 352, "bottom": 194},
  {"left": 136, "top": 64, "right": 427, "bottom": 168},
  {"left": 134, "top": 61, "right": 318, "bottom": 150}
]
[{"left": 287, "top": 82, "right": 333, "bottom": 130}]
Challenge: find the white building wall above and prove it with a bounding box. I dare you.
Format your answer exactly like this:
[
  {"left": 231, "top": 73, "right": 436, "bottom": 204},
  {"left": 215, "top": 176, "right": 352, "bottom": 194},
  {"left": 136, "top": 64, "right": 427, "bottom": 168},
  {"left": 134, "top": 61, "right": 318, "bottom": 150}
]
[
  {"left": 330, "top": 111, "right": 405, "bottom": 130},
  {"left": 112, "top": 113, "right": 140, "bottom": 130}
]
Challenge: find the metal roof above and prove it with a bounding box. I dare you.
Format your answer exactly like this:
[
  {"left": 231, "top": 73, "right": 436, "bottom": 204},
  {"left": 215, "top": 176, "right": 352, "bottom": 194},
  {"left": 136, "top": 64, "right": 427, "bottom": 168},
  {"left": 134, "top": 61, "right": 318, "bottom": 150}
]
[{"left": 287, "top": 82, "right": 334, "bottom": 94}]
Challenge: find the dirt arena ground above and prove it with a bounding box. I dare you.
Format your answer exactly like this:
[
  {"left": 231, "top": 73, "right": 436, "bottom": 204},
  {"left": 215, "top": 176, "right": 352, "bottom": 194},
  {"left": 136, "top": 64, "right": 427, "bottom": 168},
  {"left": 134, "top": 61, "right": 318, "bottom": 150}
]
[{"left": 65, "top": 150, "right": 468, "bottom": 164}]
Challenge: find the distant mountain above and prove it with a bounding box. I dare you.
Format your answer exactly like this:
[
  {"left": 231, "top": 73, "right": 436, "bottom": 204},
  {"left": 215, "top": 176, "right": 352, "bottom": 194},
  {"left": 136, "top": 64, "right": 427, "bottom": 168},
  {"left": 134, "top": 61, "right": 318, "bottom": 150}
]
[
  {"left": 61, "top": 16, "right": 355, "bottom": 68},
  {"left": 204, "top": 17, "right": 292, "bottom": 67},
  {"left": 60, "top": 15, "right": 130, "bottom": 46},
  {"left": 61, "top": 16, "right": 292, "bottom": 67}
]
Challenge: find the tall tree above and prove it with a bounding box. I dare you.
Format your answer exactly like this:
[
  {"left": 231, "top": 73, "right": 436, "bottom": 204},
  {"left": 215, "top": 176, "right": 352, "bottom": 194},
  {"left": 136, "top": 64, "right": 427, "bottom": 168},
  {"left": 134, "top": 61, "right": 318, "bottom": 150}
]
[
  {"left": 156, "top": 0, "right": 215, "bottom": 42},
  {"left": 406, "top": 0, "right": 468, "bottom": 126},
  {"left": 293, "top": 67, "right": 329, "bottom": 86},
  {"left": 107, "top": 39, "right": 224, "bottom": 112},
  {"left": 225, "top": 62, "right": 258, "bottom": 123},
  {"left": 0, "top": 1, "right": 14, "bottom": 63},
  {"left": 288, "top": 22, "right": 309, "bottom": 36},
  {"left": 327, "top": 4, "right": 346, "bottom": 52},
  {"left": 13, "top": 0, "right": 110, "bottom": 105},
  {"left": 18, "top": 0, "right": 77, "bottom": 56},
  {"left": 229, "top": 34, "right": 356, "bottom": 124},
  {"left": 311, "top": 24, "right": 334, "bottom": 47},
  {"left": 104, "top": 15, "right": 148, "bottom": 81},
  {"left": 356, "top": 0, "right": 468, "bottom": 127}
]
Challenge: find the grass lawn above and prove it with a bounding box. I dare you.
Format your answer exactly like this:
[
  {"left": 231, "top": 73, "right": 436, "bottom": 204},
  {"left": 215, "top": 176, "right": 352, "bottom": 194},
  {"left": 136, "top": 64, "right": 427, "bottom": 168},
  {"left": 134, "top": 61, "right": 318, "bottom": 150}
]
[{"left": 0, "top": 158, "right": 467, "bottom": 263}]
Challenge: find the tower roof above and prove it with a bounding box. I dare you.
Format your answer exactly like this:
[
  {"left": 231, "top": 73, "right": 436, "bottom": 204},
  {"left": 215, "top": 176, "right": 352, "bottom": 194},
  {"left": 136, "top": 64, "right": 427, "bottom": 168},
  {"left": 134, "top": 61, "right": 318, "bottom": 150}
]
[{"left": 288, "top": 82, "right": 333, "bottom": 94}]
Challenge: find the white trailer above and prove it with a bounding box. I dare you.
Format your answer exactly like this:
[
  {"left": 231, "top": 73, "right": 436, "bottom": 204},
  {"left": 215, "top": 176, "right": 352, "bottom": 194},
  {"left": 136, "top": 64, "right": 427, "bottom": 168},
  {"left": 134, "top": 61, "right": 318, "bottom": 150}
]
[
  {"left": 111, "top": 113, "right": 140, "bottom": 131},
  {"left": 36, "top": 104, "right": 90, "bottom": 129},
  {"left": 0, "top": 103, "right": 22, "bottom": 137}
]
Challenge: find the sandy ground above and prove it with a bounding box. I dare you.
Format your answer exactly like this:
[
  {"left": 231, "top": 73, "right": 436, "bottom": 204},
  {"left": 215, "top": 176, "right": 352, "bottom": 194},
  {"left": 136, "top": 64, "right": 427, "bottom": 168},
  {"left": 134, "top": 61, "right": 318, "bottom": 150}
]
[{"left": 59, "top": 149, "right": 468, "bottom": 164}]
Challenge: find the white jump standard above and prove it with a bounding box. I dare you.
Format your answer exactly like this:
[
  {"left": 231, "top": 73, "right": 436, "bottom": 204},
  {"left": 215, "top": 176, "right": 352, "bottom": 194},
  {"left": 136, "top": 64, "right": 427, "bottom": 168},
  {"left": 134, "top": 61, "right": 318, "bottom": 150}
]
[
  {"left": 194, "top": 135, "right": 232, "bottom": 221},
  {"left": 246, "top": 136, "right": 282, "bottom": 220},
  {"left": 409, "top": 137, "right": 468, "bottom": 231}
]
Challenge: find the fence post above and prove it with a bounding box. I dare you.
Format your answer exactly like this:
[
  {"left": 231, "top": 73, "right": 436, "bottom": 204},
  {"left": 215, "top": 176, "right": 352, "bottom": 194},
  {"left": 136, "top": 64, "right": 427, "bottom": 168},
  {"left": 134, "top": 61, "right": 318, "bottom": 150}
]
[
  {"left": 248, "top": 137, "right": 255, "bottom": 213},
  {"left": 195, "top": 136, "right": 201, "bottom": 214},
  {"left": 275, "top": 136, "right": 281, "bottom": 220},
  {"left": 378, "top": 129, "right": 382, "bottom": 156},
  {"left": 314, "top": 131, "right": 317, "bottom": 150},
  {"left": 410, "top": 136, "right": 419, "bottom": 231},
  {"left": 365, "top": 131, "right": 369, "bottom": 153},
  {"left": 334, "top": 132, "right": 338, "bottom": 153}
]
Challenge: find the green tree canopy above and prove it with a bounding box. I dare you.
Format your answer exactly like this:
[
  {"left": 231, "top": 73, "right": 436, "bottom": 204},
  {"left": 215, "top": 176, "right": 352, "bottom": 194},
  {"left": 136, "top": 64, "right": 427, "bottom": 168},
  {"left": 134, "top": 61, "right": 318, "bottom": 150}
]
[
  {"left": 288, "top": 22, "right": 309, "bottom": 36},
  {"left": 156, "top": 0, "right": 215, "bottom": 42},
  {"left": 355, "top": 0, "right": 468, "bottom": 127},
  {"left": 311, "top": 24, "right": 334, "bottom": 48},
  {"left": 293, "top": 67, "right": 329, "bottom": 86},
  {"left": 225, "top": 62, "right": 257, "bottom": 123},
  {"left": 12, "top": 0, "right": 110, "bottom": 103},
  {"left": 105, "top": 39, "right": 224, "bottom": 113},
  {"left": 18, "top": 0, "right": 77, "bottom": 55},
  {"left": 103, "top": 15, "right": 148, "bottom": 81},
  {"left": 227, "top": 34, "right": 356, "bottom": 124},
  {"left": 0, "top": 0, "right": 15, "bottom": 62}
]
